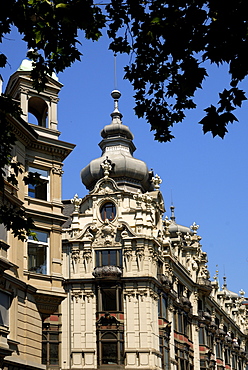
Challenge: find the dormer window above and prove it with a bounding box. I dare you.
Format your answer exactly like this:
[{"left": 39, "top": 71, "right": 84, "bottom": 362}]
[{"left": 100, "top": 202, "right": 116, "bottom": 221}]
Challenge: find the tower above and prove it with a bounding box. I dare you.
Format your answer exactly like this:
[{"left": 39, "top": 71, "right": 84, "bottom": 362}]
[
  {"left": 62, "top": 90, "right": 167, "bottom": 369},
  {"left": 1, "top": 59, "right": 75, "bottom": 370}
]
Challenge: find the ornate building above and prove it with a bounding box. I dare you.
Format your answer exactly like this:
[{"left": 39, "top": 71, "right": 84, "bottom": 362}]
[
  {"left": 1, "top": 63, "right": 248, "bottom": 370},
  {"left": 61, "top": 91, "right": 248, "bottom": 370}
]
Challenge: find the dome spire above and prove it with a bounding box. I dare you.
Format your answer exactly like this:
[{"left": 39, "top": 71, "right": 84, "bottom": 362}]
[{"left": 110, "top": 90, "right": 123, "bottom": 122}]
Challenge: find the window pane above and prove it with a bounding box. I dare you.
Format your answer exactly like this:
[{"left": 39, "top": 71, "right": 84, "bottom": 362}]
[
  {"left": 110, "top": 250, "right": 117, "bottom": 265},
  {"left": 0, "top": 292, "right": 10, "bottom": 327},
  {"left": 35, "top": 181, "right": 47, "bottom": 200},
  {"left": 102, "top": 342, "right": 117, "bottom": 364},
  {"left": 29, "top": 167, "right": 48, "bottom": 177},
  {"left": 42, "top": 342, "right": 47, "bottom": 365},
  {"left": 28, "top": 244, "right": 47, "bottom": 274},
  {"left": 102, "top": 333, "right": 116, "bottom": 340},
  {"left": 96, "top": 251, "right": 100, "bottom": 267},
  {"left": 50, "top": 342, "right": 59, "bottom": 365},
  {"left": 100, "top": 203, "right": 116, "bottom": 221},
  {"left": 102, "top": 289, "right": 116, "bottom": 311},
  {"left": 29, "top": 230, "right": 48, "bottom": 243},
  {"left": 28, "top": 167, "right": 48, "bottom": 201},
  {"left": 102, "top": 251, "right": 108, "bottom": 266}
]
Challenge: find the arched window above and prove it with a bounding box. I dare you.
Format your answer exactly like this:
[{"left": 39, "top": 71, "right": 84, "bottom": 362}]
[
  {"left": 97, "top": 330, "right": 124, "bottom": 366},
  {"left": 100, "top": 202, "right": 116, "bottom": 221}
]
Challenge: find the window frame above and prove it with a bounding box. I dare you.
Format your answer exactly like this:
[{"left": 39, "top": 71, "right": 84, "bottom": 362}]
[
  {"left": 158, "top": 293, "right": 168, "bottom": 320},
  {"left": 95, "top": 249, "right": 122, "bottom": 268},
  {"left": 0, "top": 290, "right": 11, "bottom": 328},
  {"left": 28, "top": 230, "right": 49, "bottom": 275},
  {"left": 97, "top": 284, "right": 123, "bottom": 313},
  {"left": 100, "top": 202, "right": 116, "bottom": 222},
  {"left": 97, "top": 329, "right": 124, "bottom": 366},
  {"left": 28, "top": 166, "right": 50, "bottom": 201},
  {"left": 42, "top": 322, "right": 61, "bottom": 367}
]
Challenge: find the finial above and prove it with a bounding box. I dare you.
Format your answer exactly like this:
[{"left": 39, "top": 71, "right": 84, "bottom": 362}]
[
  {"left": 111, "top": 90, "right": 123, "bottom": 121},
  {"left": 152, "top": 174, "right": 162, "bottom": 189},
  {"left": 222, "top": 275, "right": 227, "bottom": 289},
  {"left": 190, "top": 221, "right": 199, "bottom": 234},
  {"left": 170, "top": 204, "right": 175, "bottom": 222},
  {"left": 239, "top": 289, "right": 245, "bottom": 297},
  {"left": 101, "top": 157, "right": 112, "bottom": 178},
  {"left": 71, "top": 193, "right": 82, "bottom": 212}
]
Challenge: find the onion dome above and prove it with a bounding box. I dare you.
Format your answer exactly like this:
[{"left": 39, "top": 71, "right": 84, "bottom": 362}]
[{"left": 81, "top": 90, "right": 154, "bottom": 192}]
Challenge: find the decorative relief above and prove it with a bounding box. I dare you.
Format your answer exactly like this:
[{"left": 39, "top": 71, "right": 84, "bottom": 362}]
[
  {"left": 84, "top": 291, "right": 94, "bottom": 303},
  {"left": 72, "top": 291, "right": 82, "bottom": 303},
  {"left": 52, "top": 166, "right": 64, "bottom": 176},
  {"left": 151, "top": 174, "right": 162, "bottom": 190},
  {"left": 71, "top": 193, "right": 82, "bottom": 212},
  {"left": 83, "top": 248, "right": 92, "bottom": 263},
  {"left": 133, "top": 190, "right": 144, "bottom": 207},
  {"left": 49, "top": 96, "right": 59, "bottom": 103},
  {"left": 124, "top": 290, "right": 136, "bottom": 302},
  {"left": 101, "top": 157, "right": 112, "bottom": 178},
  {"left": 137, "top": 289, "right": 147, "bottom": 301},
  {"left": 19, "top": 87, "right": 29, "bottom": 94},
  {"left": 71, "top": 248, "right": 80, "bottom": 263}
]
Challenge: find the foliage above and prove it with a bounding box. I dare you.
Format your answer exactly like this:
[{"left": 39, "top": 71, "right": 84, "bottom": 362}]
[{"left": 1, "top": 0, "right": 248, "bottom": 237}]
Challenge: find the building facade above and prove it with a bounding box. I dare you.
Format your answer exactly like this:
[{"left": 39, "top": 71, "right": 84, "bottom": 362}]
[
  {"left": 1, "top": 64, "right": 248, "bottom": 370},
  {"left": 0, "top": 61, "right": 74, "bottom": 370},
  {"left": 61, "top": 91, "right": 248, "bottom": 370}
]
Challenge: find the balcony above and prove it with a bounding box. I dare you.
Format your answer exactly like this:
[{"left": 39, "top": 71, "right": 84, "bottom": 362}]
[{"left": 93, "top": 266, "right": 122, "bottom": 279}]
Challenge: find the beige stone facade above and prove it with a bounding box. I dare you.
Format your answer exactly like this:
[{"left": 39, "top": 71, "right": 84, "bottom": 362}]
[
  {"left": 0, "top": 61, "right": 74, "bottom": 370},
  {"left": 61, "top": 92, "right": 248, "bottom": 370},
  {"left": 1, "top": 66, "right": 248, "bottom": 370}
]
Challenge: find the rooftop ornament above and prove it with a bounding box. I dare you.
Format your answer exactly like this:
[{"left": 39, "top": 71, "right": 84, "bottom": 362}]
[
  {"left": 152, "top": 174, "right": 162, "bottom": 189},
  {"left": 101, "top": 157, "right": 112, "bottom": 178},
  {"left": 71, "top": 193, "right": 82, "bottom": 212},
  {"left": 191, "top": 222, "right": 199, "bottom": 234}
]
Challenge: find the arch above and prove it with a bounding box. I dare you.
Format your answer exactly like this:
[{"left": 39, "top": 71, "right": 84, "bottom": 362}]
[{"left": 28, "top": 96, "right": 48, "bottom": 127}]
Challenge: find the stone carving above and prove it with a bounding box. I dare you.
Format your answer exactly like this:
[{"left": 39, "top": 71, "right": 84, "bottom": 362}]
[
  {"left": 101, "top": 157, "right": 112, "bottom": 178},
  {"left": 92, "top": 265, "right": 122, "bottom": 278},
  {"left": 71, "top": 248, "right": 80, "bottom": 263},
  {"left": 72, "top": 291, "right": 82, "bottom": 303},
  {"left": 191, "top": 221, "right": 199, "bottom": 234},
  {"left": 71, "top": 193, "right": 82, "bottom": 212},
  {"left": 52, "top": 166, "right": 64, "bottom": 176},
  {"left": 133, "top": 190, "right": 144, "bottom": 206},
  {"left": 151, "top": 174, "right": 162, "bottom": 190},
  {"left": 101, "top": 220, "right": 115, "bottom": 245}
]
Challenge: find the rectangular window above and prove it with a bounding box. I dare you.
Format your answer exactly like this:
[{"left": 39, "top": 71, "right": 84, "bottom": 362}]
[
  {"left": 158, "top": 294, "right": 167, "bottom": 319},
  {"left": 96, "top": 250, "right": 122, "bottom": 267},
  {"left": 42, "top": 323, "right": 60, "bottom": 366},
  {"left": 28, "top": 166, "right": 49, "bottom": 201},
  {"left": 28, "top": 230, "right": 49, "bottom": 274},
  {"left": 199, "top": 326, "right": 206, "bottom": 345},
  {"left": 0, "top": 291, "right": 10, "bottom": 327},
  {"left": 98, "top": 284, "right": 123, "bottom": 312}
]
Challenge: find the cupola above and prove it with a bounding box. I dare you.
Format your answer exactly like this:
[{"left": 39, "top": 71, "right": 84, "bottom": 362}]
[
  {"left": 5, "top": 57, "right": 62, "bottom": 139},
  {"left": 81, "top": 90, "right": 154, "bottom": 193}
]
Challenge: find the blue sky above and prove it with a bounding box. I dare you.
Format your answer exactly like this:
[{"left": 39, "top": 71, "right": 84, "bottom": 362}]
[{"left": 1, "top": 27, "right": 248, "bottom": 295}]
